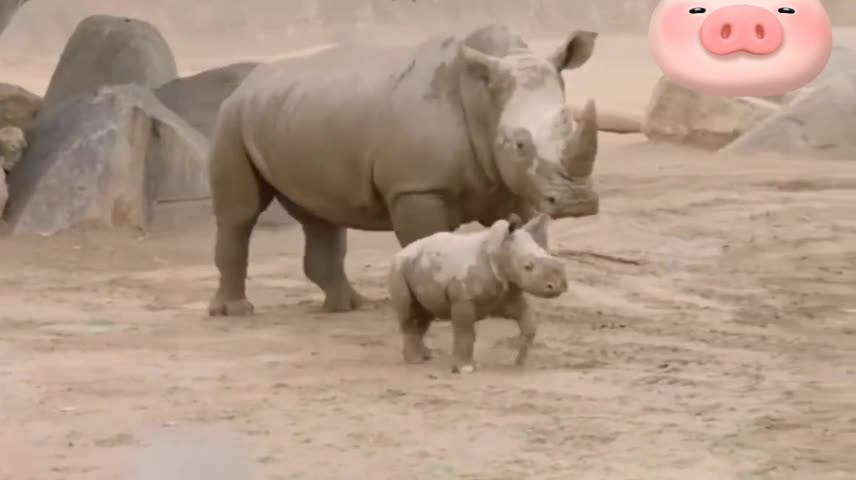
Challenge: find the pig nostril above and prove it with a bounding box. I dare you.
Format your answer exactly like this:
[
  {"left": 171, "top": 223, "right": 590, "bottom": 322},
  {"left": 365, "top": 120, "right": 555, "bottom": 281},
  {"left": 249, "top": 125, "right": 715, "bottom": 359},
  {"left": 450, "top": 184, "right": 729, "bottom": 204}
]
[
  {"left": 720, "top": 23, "right": 731, "bottom": 39},
  {"left": 546, "top": 283, "right": 554, "bottom": 290},
  {"left": 755, "top": 24, "right": 765, "bottom": 39}
]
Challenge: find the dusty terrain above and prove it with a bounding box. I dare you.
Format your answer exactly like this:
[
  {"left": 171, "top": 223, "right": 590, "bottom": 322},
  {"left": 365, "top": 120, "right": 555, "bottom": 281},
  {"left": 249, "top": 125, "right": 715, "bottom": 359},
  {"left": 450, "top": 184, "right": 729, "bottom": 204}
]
[{"left": 2, "top": 21, "right": 856, "bottom": 480}]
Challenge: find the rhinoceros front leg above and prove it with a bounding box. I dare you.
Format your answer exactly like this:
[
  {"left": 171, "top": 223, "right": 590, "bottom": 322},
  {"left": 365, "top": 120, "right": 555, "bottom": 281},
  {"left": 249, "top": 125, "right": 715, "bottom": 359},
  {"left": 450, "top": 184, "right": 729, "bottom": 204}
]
[
  {"left": 274, "top": 194, "right": 366, "bottom": 313},
  {"left": 388, "top": 193, "right": 451, "bottom": 247}
]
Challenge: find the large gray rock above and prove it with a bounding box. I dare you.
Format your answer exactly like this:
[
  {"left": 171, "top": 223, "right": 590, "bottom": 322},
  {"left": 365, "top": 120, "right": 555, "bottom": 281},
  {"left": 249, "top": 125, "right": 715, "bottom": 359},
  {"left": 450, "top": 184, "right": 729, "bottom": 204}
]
[
  {"left": 0, "top": 82, "right": 41, "bottom": 131},
  {"left": 0, "top": 125, "right": 25, "bottom": 229},
  {"left": 3, "top": 85, "right": 213, "bottom": 235},
  {"left": 722, "top": 72, "right": 856, "bottom": 158},
  {"left": 0, "top": 125, "right": 25, "bottom": 171},
  {"left": 0, "top": 0, "right": 27, "bottom": 38},
  {"left": 155, "top": 62, "right": 259, "bottom": 139},
  {"left": 643, "top": 75, "right": 780, "bottom": 150},
  {"left": 40, "top": 14, "right": 178, "bottom": 115},
  {"left": 0, "top": 169, "right": 6, "bottom": 230}
]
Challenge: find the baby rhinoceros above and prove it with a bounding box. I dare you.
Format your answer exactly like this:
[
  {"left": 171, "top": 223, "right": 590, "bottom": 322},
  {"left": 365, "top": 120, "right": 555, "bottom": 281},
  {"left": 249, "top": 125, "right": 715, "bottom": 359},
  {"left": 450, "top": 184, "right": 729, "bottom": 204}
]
[{"left": 387, "top": 213, "right": 567, "bottom": 373}]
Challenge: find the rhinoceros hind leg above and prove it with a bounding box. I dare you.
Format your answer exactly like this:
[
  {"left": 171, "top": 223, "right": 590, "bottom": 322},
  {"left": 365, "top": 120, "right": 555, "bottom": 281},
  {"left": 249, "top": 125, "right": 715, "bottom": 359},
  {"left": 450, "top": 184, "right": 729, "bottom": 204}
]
[
  {"left": 389, "top": 193, "right": 451, "bottom": 247},
  {"left": 208, "top": 124, "right": 274, "bottom": 317},
  {"left": 276, "top": 195, "right": 366, "bottom": 312}
]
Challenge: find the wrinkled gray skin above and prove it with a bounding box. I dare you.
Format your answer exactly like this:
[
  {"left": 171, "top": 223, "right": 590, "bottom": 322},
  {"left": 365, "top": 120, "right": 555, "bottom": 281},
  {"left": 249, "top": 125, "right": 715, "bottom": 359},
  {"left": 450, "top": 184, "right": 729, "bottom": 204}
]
[
  {"left": 208, "top": 24, "right": 599, "bottom": 316},
  {"left": 388, "top": 213, "right": 567, "bottom": 373}
]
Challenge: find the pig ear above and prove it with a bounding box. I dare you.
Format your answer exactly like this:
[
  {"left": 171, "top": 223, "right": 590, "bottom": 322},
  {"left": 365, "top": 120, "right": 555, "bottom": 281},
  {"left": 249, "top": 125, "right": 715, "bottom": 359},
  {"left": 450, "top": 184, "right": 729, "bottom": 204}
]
[
  {"left": 549, "top": 30, "right": 597, "bottom": 71},
  {"left": 522, "top": 213, "right": 550, "bottom": 250}
]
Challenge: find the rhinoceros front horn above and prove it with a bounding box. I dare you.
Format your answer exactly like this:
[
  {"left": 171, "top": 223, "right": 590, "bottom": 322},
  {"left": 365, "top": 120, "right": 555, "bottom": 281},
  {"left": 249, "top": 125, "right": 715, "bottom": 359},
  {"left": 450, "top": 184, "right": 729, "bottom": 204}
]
[{"left": 563, "top": 99, "right": 598, "bottom": 178}]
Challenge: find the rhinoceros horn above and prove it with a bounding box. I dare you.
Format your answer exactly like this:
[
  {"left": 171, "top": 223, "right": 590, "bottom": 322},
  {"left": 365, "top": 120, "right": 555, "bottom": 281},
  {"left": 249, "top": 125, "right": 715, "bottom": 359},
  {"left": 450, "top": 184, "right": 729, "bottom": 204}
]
[{"left": 563, "top": 99, "right": 598, "bottom": 178}]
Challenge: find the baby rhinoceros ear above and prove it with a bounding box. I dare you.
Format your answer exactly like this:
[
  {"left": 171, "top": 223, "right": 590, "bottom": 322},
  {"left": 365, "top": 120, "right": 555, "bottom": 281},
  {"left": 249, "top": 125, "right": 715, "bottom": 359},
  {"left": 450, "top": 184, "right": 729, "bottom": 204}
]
[
  {"left": 484, "top": 217, "right": 516, "bottom": 255},
  {"left": 521, "top": 213, "right": 550, "bottom": 250}
]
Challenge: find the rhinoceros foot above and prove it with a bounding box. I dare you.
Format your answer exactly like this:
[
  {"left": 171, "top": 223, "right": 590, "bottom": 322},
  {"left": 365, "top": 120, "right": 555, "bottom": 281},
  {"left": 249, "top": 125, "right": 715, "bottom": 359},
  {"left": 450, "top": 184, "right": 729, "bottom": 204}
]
[
  {"left": 208, "top": 295, "right": 255, "bottom": 317},
  {"left": 321, "top": 286, "right": 368, "bottom": 313}
]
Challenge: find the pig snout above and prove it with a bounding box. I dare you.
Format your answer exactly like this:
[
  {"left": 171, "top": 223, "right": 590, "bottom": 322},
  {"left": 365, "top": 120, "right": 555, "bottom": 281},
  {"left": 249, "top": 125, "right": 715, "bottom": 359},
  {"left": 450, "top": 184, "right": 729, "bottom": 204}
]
[{"left": 699, "top": 5, "right": 784, "bottom": 56}]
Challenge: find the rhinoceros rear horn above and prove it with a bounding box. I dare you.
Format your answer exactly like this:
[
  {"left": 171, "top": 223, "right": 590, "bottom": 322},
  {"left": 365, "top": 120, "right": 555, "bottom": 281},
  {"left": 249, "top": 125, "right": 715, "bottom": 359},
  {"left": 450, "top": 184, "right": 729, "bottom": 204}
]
[{"left": 563, "top": 99, "right": 598, "bottom": 178}]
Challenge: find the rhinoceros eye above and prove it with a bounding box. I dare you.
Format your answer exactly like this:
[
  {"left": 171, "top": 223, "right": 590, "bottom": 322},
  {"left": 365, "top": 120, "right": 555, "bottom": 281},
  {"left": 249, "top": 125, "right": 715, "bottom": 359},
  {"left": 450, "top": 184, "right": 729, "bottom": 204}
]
[
  {"left": 688, "top": 7, "right": 706, "bottom": 14},
  {"left": 778, "top": 7, "right": 796, "bottom": 14},
  {"left": 523, "top": 262, "right": 534, "bottom": 271}
]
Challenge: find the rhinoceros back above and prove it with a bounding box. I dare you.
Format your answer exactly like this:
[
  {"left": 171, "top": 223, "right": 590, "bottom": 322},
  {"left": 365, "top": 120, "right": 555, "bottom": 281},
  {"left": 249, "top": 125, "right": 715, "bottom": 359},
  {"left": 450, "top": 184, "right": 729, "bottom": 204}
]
[{"left": 223, "top": 38, "right": 475, "bottom": 230}]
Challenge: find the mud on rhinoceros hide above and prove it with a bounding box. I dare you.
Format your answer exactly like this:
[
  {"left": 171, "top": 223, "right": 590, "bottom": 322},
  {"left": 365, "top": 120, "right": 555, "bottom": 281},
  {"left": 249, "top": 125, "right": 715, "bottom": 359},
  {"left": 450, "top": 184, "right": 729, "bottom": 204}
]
[{"left": 2, "top": 84, "right": 212, "bottom": 235}]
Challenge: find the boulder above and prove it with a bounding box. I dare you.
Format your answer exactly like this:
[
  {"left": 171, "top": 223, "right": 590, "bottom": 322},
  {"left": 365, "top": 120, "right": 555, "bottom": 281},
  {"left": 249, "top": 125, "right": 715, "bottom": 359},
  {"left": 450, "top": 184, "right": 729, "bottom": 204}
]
[
  {"left": 0, "top": 125, "right": 25, "bottom": 226},
  {"left": 3, "top": 84, "right": 213, "bottom": 236},
  {"left": 0, "top": 125, "right": 25, "bottom": 171},
  {"left": 642, "top": 75, "right": 780, "bottom": 150},
  {"left": 155, "top": 62, "right": 259, "bottom": 139},
  {"left": 722, "top": 72, "right": 856, "bottom": 158},
  {"left": 40, "top": 14, "right": 178, "bottom": 115},
  {"left": 0, "top": 0, "right": 28, "bottom": 38},
  {"left": 0, "top": 169, "right": 6, "bottom": 229},
  {"left": 0, "top": 82, "right": 42, "bottom": 131}
]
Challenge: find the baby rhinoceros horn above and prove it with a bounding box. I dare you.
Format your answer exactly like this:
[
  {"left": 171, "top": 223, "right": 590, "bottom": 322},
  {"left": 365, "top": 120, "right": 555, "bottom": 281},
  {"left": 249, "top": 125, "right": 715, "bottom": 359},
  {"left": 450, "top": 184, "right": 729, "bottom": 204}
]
[{"left": 563, "top": 99, "right": 598, "bottom": 178}]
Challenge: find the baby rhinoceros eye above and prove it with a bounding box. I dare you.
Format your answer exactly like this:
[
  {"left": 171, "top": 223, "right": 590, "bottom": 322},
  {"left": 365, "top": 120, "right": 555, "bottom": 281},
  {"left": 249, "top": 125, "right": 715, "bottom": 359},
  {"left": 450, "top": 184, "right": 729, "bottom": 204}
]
[
  {"left": 523, "top": 261, "right": 535, "bottom": 271},
  {"left": 688, "top": 7, "right": 706, "bottom": 14}
]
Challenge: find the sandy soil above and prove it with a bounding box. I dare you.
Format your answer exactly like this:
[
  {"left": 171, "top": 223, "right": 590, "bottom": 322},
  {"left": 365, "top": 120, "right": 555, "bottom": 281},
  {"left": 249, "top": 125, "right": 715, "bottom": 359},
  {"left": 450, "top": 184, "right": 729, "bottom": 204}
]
[{"left": 1, "top": 28, "right": 856, "bottom": 479}]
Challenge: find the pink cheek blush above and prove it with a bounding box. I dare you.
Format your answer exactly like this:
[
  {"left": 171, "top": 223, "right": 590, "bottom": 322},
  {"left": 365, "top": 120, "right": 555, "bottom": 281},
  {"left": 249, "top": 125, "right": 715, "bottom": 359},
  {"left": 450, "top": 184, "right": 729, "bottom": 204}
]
[
  {"left": 780, "top": 8, "right": 832, "bottom": 52},
  {"left": 651, "top": 4, "right": 705, "bottom": 48}
]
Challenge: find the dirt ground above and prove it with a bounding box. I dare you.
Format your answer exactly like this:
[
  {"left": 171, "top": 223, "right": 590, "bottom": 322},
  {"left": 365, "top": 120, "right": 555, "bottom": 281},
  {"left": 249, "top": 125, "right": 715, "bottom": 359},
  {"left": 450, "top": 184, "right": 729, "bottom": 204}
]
[{"left": 2, "top": 30, "right": 856, "bottom": 479}]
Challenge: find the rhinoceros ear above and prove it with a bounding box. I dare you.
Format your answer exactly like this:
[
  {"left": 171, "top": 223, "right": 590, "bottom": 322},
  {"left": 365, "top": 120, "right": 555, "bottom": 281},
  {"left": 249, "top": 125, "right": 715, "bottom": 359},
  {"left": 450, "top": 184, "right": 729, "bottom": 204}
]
[
  {"left": 549, "top": 30, "right": 597, "bottom": 71},
  {"left": 460, "top": 45, "right": 508, "bottom": 84},
  {"left": 522, "top": 213, "right": 550, "bottom": 250}
]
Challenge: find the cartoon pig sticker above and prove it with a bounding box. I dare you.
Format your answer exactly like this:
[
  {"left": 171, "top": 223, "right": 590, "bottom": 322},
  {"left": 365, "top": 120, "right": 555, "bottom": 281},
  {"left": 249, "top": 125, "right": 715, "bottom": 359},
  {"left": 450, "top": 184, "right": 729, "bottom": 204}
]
[{"left": 648, "top": 0, "right": 833, "bottom": 96}]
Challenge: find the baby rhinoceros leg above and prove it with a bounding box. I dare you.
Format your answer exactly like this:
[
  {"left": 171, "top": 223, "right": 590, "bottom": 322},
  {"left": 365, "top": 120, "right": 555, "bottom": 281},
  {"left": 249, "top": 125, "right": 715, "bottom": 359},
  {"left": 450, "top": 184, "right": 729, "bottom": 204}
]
[
  {"left": 450, "top": 301, "right": 478, "bottom": 374},
  {"left": 388, "top": 266, "right": 433, "bottom": 363},
  {"left": 500, "top": 292, "right": 537, "bottom": 366}
]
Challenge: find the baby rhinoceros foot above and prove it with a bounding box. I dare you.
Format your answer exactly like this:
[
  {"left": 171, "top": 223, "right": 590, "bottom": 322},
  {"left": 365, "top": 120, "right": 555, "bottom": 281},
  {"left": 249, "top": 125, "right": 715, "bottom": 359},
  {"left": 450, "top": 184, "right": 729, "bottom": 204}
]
[
  {"left": 451, "top": 362, "right": 477, "bottom": 375},
  {"left": 208, "top": 295, "right": 255, "bottom": 317}
]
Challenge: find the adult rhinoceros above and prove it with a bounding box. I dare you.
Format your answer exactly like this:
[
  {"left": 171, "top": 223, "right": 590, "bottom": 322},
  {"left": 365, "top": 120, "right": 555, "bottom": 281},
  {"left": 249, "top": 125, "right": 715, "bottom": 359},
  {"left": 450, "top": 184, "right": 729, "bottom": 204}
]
[{"left": 208, "top": 24, "right": 600, "bottom": 315}]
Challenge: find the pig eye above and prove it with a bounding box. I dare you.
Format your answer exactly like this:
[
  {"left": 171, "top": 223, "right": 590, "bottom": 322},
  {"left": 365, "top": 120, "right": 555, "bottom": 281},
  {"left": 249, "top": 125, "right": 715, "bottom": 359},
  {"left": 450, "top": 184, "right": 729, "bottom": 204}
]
[
  {"left": 688, "top": 7, "right": 706, "bottom": 14},
  {"left": 777, "top": 7, "right": 796, "bottom": 14},
  {"left": 524, "top": 262, "right": 534, "bottom": 271}
]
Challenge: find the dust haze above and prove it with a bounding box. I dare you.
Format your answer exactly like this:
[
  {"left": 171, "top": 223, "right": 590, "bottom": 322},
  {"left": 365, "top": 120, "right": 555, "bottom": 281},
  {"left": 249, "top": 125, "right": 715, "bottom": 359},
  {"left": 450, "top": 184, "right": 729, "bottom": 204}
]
[{"left": 1, "top": 1, "right": 855, "bottom": 479}]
